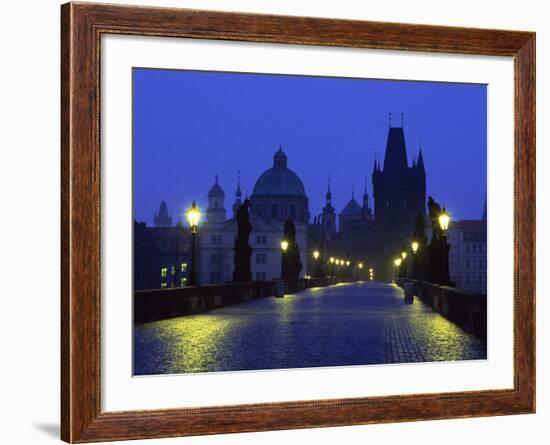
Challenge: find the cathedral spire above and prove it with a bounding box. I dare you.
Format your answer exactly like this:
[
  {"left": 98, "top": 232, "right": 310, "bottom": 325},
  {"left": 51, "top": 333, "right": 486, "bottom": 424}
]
[
  {"left": 325, "top": 174, "right": 332, "bottom": 204},
  {"left": 233, "top": 171, "right": 242, "bottom": 217},
  {"left": 362, "top": 176, "right": 371, "bottom": 218},
  {"left": 236, "top": 170, "right": 242, "bottom": 197},
  {"left": 416, "top": 147, "right": 425, "bottom": 175}
]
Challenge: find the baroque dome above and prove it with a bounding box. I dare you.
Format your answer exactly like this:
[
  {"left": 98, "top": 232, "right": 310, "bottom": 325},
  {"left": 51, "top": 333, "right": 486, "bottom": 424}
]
[
  {"left": 208, "top": 175, "right": 225, "bottom": 197},
  {"left": 251, "top": 146, "right": 306, "bottom": 198}
]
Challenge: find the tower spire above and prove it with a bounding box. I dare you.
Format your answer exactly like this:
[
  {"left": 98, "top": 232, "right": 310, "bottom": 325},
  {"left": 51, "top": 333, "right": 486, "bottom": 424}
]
[{"left": 325, "top": 173, "right": 332, "bottom": 203}]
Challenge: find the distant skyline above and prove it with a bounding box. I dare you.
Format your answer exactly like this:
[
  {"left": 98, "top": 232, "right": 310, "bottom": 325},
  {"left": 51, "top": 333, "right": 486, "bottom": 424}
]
[{"left": 133, "top": 68, "right": 487, "bottom": 226}]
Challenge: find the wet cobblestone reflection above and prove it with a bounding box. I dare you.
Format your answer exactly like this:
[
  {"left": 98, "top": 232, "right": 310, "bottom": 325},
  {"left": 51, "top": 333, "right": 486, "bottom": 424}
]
[{"left": 134, "top": 282, "right": 486, "bottom": 375}]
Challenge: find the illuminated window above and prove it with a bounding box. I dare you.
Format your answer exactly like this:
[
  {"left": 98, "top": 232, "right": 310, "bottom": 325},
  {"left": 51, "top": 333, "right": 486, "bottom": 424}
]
[
  {"left": 181, "top": 263, "right": 187, "bottom": 272},
  {"left": 160, "top": 267, "right": 167, "bottom": 277},
  {"left": 160, "top": 282, "right": 167, "bottom": 288},
  {"left": 171, "top": 266, "right": 175, "bottom": 275},
  {"left": 180, "top": 278, "right": 187, "bottom": 286}
]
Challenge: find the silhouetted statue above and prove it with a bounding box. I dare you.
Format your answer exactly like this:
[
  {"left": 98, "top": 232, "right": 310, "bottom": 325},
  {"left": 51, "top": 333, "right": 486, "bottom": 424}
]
[
  {"left": 426, "top": 197, "right": 453, "bottom": 286},
  {"left": 233, "top": 199, "right": 252, "bottom": 282},
  {"left": 281, "top": 218, "right": 302, "bottom": 280},
  {"left": 427, "top": 196, "right": 443, "bottom": 241},
  {"left": 411, "top": 213, "right": 428, "bottom": 280}
]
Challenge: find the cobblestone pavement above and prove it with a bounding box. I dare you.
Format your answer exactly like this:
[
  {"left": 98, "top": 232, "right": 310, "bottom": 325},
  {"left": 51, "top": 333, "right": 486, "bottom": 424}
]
[{"left": 134, "top": 282, "right": 486, "bottom": 375}]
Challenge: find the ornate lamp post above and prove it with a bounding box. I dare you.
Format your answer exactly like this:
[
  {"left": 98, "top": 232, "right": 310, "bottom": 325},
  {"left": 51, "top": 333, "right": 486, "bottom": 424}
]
[
  {"left": 186, "top": 201, "right": 201, "bottom": 286},
  {"left": 313, "top": 250, "right": 320, "bottom": 277},
  {"left": 410, "top": 241, "right": 419, "bottom": 279},
  {"left": 280, "top": 240, "right": 289, "bottom": 279},
  {"left": 438, "top": 208, "right": 451, "bottom": 285}
]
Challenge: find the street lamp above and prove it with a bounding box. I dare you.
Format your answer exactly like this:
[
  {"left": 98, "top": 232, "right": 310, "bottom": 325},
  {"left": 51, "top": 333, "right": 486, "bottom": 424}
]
[
  {"left": 411, "top": 241, "right": 419, "bottom": 254},
  {"left": 394, "top": 258, "right": 402, "bottom": 267},
  {"left": 401, "top": 251, "right": 407, "bottom": 260},
  {"left": 438, "top": 208, "right": 450, "bottom": 234},
  {"left": 186, "top": 201, "right": 201, "bottom": 285},
  {"left": 281, "top": 240, "right": 289, "bottom": 253},
  {"left": 313, "top": 250, "right": 320, "bottom": 260},
  {"left": 346, "top": 260, "right": 351, "bottom": 266},
  {"left": 358, "top": 262, "right": 363, "bottom": 269}
]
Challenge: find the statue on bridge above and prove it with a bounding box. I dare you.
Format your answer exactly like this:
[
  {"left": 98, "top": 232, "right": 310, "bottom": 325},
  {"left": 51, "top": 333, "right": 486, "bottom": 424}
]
[
  {"left": 426, "top": 196, "right": 452, "bottom": 286},
  {"left": 233, "top": 199, "right": 253, "bottom": 282},
  {"left": 281, "top": 218, "right": 303, "bottom": 280},
  {"left": 427, "top": 196, "right": 443, "bottom": 241}
]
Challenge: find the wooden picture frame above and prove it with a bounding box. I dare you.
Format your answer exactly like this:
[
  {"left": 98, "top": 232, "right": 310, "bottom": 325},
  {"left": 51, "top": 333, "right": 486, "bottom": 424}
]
[{"left": 61, "top": 2, "right": 535, "bottom": 442}]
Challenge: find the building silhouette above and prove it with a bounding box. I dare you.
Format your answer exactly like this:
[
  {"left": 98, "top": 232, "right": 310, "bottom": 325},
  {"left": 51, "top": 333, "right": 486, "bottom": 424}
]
[
  {"left": 310, "top": 120, "right": 426, "bottom": 280},
  {"left": 199, "top": 146, "right": 309, "bottom": 284},
  {"left": 134, "top": 202, "right": 190, "bottom": 290},
  {"left": 135, "top": 115, "right": 485, "bottom": 289},
  {"left": 447, "top": 198, "right": 487, "bottom": 295}
]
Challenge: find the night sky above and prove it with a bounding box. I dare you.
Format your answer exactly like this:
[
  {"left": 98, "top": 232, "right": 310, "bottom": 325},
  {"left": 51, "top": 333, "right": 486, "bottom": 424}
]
[{"left": 133, "top": 68, "right": 487, "bottom": 226}]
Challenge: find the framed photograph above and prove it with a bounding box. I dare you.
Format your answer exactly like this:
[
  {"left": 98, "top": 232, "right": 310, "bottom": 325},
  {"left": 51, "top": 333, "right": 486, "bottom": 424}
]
[{"left": 61, "top": 2, "right": 535, "bottom": 442}]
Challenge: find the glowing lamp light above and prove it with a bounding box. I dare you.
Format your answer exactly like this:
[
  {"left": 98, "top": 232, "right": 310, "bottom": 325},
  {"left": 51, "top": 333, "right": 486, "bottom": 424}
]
[
  {"left": 186, "top": 201, "right": 201, "bottom": 232},
  {"left": 346, "top": 260, "right": 351, "bottom": 266},
  {"left": 438, "top": 208, "right": 450, "bottom": 233},
  {"left": 369, "top": 268, "right": 373, "bottom": 274},
  {"left": 394, "top": 258, "right": 402, "bottom": 267},
  {"left": 401, "top": 251, "right": 407, "bottom": 260},
  {"left": 358, "top": 263, "right": 363, "bottom": 269},
  {"left": 313, "top": 250, "right": 320, "bottom": 260},
  {"left": 329, "top": 257, "right": 335, "bottom": 264},
  {"left": 281, "top": 240, "right": 289, "bottom": 252},
  {"left": 411, "top": 241, "right": 419, "bottom": 254}
]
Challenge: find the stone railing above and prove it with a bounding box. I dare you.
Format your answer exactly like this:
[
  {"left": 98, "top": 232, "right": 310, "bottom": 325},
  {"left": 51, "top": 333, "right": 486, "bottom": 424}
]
[
  {"left": 135, "top": 276, "right": 339, "bottom": 324},
  {"left": 395, "top": 278, "right": 487, "bottom": 339}
]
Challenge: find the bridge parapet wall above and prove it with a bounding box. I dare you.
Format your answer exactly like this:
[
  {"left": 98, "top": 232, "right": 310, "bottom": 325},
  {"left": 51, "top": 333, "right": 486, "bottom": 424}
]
[
  {"left": 135, "top": 277, "right": 340, "bottom": 324},
  {"left": 396, "top": 279, "right": 487, "bottom": 339}
]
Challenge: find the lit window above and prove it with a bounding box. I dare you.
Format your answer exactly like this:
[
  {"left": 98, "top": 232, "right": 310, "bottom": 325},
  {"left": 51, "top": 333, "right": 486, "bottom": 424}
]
[
  {"left": 180, "top": 278, "right": 186, "bottom": 287},
  {"left": 160, "top": 267, "right": 167, "bottom": 277},
  {"left": 160, "top": 282, "right": 167, "bottom": 288},
  {"left": 171, "top": 266, "right": 175, "bottom": 275},
  {"left": 181, "top": 263, "right": 187, "bottom": 272}
]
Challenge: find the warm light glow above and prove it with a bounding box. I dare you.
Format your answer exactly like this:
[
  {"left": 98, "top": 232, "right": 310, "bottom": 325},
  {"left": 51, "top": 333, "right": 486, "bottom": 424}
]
[
  {"left": 358, "top": 263, "right": 363, "bottom": 269},
  {"left": 369, "top": 268, "right": 373, "bottom": 273},
  {"left": 438, "top": 208, "right": 450, "bottom": 232},
  {"left": 346, "top": 260, "right": 351, "bottom": 266},
  {"left": 394, "top": 258, "right": 402, "bottom": 267},
  {"left": 281, "top": 240, "right": 289, "bottom": 252},
  {"left": 401, "top": 251, "right": 407, "bottom": 260},
  {"left": 411, "top": 241, "right": 419, "bottom": 254},
  {"left": 329, "top": 257, "right": 335, "bottom": 264},
  {"left": 186, "top": 200, "right": 201, "bottom": 230},
  {"left": 313, "top": 250, "right": 320, "bottom": 260}
]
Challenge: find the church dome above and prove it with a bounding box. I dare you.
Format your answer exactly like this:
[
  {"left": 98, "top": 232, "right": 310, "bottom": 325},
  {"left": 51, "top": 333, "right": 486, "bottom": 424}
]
[
  {"left": 208, "top": 175, "right": 225, "bottom": 197},
  {"left": 252, "top": 146, "right": 306, "bottom": 197}
]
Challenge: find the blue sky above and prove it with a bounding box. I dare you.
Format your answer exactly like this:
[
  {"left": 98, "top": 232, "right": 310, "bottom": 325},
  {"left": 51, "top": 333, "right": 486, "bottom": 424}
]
[{"left": 133, "top": 68, "right": 487, "bottom": 225}]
